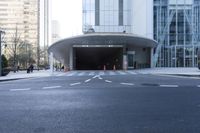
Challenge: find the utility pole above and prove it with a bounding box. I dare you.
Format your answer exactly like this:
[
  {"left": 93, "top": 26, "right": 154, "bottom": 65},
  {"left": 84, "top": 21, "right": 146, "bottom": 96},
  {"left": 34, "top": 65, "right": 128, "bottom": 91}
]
[{"left": 0, "top": 30, "right": 5, "bottom": 76}]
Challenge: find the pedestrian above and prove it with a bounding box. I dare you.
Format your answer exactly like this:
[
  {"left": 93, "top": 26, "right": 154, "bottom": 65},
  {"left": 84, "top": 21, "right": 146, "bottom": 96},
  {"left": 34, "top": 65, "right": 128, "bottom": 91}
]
[
  {"left": 30, "top": 64, "right": 34, "bottom": 73},
  {"left": 27, "top": 67, "right": 30, "bottom": 73},
  {"left": 17, "top": 66, "right": 20, "bottom": 72}
]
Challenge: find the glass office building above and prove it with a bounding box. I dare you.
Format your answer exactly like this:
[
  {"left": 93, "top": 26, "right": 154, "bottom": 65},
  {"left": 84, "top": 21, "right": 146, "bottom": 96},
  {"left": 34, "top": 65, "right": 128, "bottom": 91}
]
[
  {"left": 154, "top": 0, "right": 200, "bottom": 67},
  {"left": 82, "top": 0, "right": 133, "bottom": 33},
  {"left": 83, "top": 0, "right": 200, "bottom": 67},
  {"left": 49, "top": 0, "right": 157, "bottom": 70}
]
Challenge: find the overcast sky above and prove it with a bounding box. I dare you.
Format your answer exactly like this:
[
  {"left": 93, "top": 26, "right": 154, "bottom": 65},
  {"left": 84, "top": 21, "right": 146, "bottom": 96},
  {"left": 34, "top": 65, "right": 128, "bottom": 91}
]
[{"left": 52, "top": 0, "right": 82, "bottom": 38}]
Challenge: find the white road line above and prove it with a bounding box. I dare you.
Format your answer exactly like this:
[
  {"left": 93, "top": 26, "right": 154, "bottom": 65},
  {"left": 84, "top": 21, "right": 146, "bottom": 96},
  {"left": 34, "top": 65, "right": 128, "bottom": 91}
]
[
  {"left": 70, "top": 82, "right": 81, "bottom": 86},
  {"left": 127, "top": 71, "right": 137, "bottom": 75},
  {"left": 98, "top": 77, "right": 103, "bottom": 80},
  {"left": 120, "top": 83, "right": 134, "bottom": 86},
  {"left": 93, "top": 75, "right": 100, "bottom": 79},
  {"left": 105, "top": 80, "right": 112, "bottom": 83},
  {"left": 118, "top": 71, "right": 126, "bottom": 75},
  {"left": 109, "top": 71, "right": 116, "bottom": 75},
  {"left": 160, "top": 85, "right": 179, "bottom": 88},
  {"left": 99, "top": 71, "right": 105, "bottom": 75},
  {"left": 197, "top": 85, "right": 200, "bottom": 87},
  {"left": 10, "top": 88, "right": 31, "bottom": 91},
  {"left": 67, "top": 72, "right": 77, "bottom": 76},
  {"left": 57, "top": 73, "right": 66, "bottom": 76},
  {"left": 85, "top": 79, "right": 91, "bottom": 83},
  {"left": 78, "top": 72, "right": 85, "bottom": 76},
  {"left": 42, "top": 86, "right": 61, "bottom": 89},
  {"left": 89, "top": 72, "right": 95, "bottom": 76}
]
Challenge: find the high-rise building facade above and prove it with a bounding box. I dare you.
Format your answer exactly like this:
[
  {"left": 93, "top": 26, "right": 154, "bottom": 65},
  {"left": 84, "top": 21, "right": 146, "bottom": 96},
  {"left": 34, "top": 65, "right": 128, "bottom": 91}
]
[
  {"left": 52, "top": 20, "right": 60, "bottom": 43},
  {"left": 0, "top": 0, "right": 39, "bottom": 61},
  {"left": 0, "top": 0, "right": 51, "bottom": 67},
  {"left": 83, "top": 0, "right": 200, "bottom": 67},
  {"left": 39, "top": 0, "right": 52, "bottom": 66},
  {"left": 154, "top": 0, "right": 200, "bottom": 67},
  {"left": 82, "top": 0, "right": 153, "bottom": 38}
]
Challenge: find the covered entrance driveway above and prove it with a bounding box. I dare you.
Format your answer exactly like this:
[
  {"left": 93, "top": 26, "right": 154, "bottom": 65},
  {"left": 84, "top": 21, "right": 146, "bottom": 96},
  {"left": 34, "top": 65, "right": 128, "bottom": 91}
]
[
  {"left": 74, "top": 46, "right": 123, "bottom": 70},
  {"left": 48, "top": 33, "right": 157, "bottom": 70}
]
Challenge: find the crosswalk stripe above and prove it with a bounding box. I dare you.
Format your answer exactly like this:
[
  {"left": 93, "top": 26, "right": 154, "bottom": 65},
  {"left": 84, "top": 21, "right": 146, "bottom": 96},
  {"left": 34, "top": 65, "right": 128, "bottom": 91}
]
[
  {"left": 109, "top": 71, "right": 116, "bottom": 75},
  {"left": 78, "top": 72, "right": 85, "bottom": 76},
  {"left": 89, "top": 72, "right": 95, "bottom": 76},
  {"left": 67, "top": 72, "right": 77, "bottom": 76},
  {"left": 127, "top": 71, "right": 137, "bottom": 75},
  {"left": 99, "top": 71, "right": 105, "bottom": 75},
  {"left": 57, "top": 71, "right": 139, "bottom": 77},
  {"left": 118, "top": 71, "right": 126, "bottom": 75}
]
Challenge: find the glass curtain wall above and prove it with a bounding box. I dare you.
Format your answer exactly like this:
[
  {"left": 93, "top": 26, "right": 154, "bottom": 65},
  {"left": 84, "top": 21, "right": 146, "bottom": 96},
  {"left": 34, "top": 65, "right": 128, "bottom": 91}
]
[
  {"left": 83, "top": 0, "right": 132, "bottom": 33},
  {"left": 154, "top": 0, "right": 200, "bottom": 67}
]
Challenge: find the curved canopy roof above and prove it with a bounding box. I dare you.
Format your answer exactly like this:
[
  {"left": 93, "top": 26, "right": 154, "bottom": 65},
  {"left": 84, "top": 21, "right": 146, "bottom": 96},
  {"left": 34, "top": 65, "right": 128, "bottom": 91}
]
[{"left": 48, "top": 33, "right": 158, "bottom": 65}]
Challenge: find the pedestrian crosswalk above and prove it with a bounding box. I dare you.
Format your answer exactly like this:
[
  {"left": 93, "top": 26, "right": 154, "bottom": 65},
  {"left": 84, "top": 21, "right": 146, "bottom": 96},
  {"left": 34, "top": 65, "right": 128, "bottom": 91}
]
[{"left": 56, "top": 71, "right": 138, "bottom": 77}]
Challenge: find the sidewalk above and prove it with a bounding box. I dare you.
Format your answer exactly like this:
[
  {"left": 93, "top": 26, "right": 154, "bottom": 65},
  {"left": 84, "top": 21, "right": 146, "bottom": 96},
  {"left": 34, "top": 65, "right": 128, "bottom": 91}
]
[
  {"left": 0, "top": 70, "right": 62, "bottom": 81},
  {"left": 0, "top": 68, "right": 199, "bottom": 82},
  {"left": 135, "top": 67, "right": 200, "bottom": 76}
]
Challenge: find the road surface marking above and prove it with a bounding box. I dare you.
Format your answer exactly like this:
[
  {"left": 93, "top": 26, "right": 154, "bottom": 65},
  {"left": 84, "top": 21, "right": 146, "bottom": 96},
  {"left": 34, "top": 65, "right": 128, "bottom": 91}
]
[
  {"left": 89, "top": 72, "right": 95, "bottom": 76},
  {"left": 99, "top": 71, "right": 105, "bottom": 75},
  {"left": 70, "top": 82, "right": 81, "bottom": 86},
  {"left": 57, "top": 73, "right": 66, "bottom": 76},
  {"left": 118, "top": 71, "right": 126, "bottom": 75},
  {"left": 42, "top": 86, "right": 61, "bottom": 89},
  {"left": 160, "top": 85, "right": 179, "bottom": 88},
  {"left": 10, "top": 88, "right": 31, "bottom": 91},
  {"left": 127, "top": 71, "right": 137, "bottom": 75},
  {"left": 109, "top": 71, "right": 116, "bottom": 75},
  {"left": 98, "top": 77, "right": 103, "bottom": 80},
  {"left": 197, "top": 85, "right": 200, "bottom": 87},
  {"left": 78, "top": 72, "right": 85, "bottom": 76},
  {"left": 67, "top": 72, "right": 77, "bottom": 76},
  {"left": 105, "top": 80, "right": 112, "bottom": 83},
  {"left": 93, "top": 75, "right": 100, "bottom": 79},
  {"left": 120, "top": 83, "right": 134, "bottom": 86},
  {"left": 85, "top": 79, "right": 91, "bottom": 83}
]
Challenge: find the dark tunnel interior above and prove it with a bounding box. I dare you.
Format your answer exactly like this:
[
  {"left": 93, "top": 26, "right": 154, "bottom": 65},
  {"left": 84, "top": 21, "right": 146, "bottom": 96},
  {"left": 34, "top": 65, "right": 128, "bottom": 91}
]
[{"left": 74, "top": 47, "right": 123, "bottom": 70}]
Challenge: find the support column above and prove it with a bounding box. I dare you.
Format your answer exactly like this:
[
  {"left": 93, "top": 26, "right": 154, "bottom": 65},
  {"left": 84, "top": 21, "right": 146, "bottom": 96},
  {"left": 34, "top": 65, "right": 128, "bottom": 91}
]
[
  {"left": 69, "top": 46, "right": 73, "bottom": 70},
  {"left": 50, "top": 52, "right": 54, "bottom": 75},
  {"left": 151, "top": 48, "right": 154, "bottom": 68},
  {"left": 123, "top": 45, "right": 127, "bottom": 70},
  {"left": 123, "top": 55, "right": 127, "bottom": 70}
]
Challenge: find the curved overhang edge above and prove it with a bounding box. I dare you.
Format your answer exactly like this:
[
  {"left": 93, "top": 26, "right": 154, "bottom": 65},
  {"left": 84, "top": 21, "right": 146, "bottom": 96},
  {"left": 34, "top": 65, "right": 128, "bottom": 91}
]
[{"left": 48, "top": 33, "right": 158, "bottom": 54}]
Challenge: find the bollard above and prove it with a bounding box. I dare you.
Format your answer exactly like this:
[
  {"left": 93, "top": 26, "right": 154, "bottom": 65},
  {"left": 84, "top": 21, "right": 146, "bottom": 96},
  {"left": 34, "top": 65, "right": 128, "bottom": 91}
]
[
  {"left": 113, "top": 65, "right": 116, "bottom": 71},
  {"left": 103, "top": 65, "right": 106, "bottom": 71}
]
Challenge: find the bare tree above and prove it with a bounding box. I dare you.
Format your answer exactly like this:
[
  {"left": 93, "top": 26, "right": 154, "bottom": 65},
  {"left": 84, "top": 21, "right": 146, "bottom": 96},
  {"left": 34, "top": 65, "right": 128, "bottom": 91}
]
[{"left": 7, "top": 26, "right": 22, "bottom": 72}]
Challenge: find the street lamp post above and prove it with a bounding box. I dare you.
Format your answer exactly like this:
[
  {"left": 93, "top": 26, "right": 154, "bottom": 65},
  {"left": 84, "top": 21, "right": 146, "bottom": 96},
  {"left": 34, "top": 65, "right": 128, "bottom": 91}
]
[{"left": 0, "top": 30, "right": 5, "bottom": 76}]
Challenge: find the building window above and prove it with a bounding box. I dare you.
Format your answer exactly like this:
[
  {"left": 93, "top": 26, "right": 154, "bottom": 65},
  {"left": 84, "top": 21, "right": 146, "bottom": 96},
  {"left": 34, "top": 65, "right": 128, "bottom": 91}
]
[{"left": 119, "top": 0, "right": 123, "bottom": 26}]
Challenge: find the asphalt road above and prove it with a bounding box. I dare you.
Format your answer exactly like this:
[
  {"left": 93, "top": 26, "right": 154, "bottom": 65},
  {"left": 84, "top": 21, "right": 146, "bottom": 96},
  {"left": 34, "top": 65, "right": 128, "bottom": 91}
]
[{"left": 0, "top": 72, "right": 200, "bottom": 133}]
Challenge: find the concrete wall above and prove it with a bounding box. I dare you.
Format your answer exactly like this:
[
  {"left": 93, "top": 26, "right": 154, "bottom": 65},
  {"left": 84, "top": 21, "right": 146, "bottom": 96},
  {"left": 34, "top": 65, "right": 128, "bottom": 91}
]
[
  {"left": 127, "top": 46, "right": 151, "bottom": 68},
  {"left": 132, "top": 0, "right": 153, "bottom": 39}
]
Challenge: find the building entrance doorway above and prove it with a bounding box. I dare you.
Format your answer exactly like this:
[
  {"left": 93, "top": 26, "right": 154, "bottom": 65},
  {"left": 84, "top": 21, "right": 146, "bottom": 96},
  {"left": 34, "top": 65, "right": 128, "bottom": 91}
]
[
  {"left": 127, "top": 51, "right": 135, "bottom": 69},
  {"left": 74, "top": 47, "right": 123, "bottom": 70}
]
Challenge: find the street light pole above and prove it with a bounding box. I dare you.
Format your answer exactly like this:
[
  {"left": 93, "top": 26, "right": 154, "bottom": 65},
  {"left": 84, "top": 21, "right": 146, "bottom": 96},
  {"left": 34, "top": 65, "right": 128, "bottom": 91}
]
[{"left": 0, "top": 30, "right": 5, "bottom": 76}]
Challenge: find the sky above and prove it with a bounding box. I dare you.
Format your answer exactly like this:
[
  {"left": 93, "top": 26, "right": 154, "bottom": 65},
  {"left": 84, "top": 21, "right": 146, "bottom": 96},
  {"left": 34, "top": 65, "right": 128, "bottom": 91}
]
[{"left": 52, "top": 0, "right": 82, "bottom": 38}]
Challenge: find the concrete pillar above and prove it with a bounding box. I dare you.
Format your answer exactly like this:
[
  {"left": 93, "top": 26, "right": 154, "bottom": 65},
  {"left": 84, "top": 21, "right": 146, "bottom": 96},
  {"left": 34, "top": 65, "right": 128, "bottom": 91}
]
[
  {"left": 150, "top": 48, "right": 154, "bottom": 68},
  {"left": 69, "top": 46, "right": 73, "bottom": 70},
  {"left": 50, "top": 52, "right": 54, "bottom": 75},
  {"left": 123, "top": 54, "right": 127, "bottom": 70}
]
